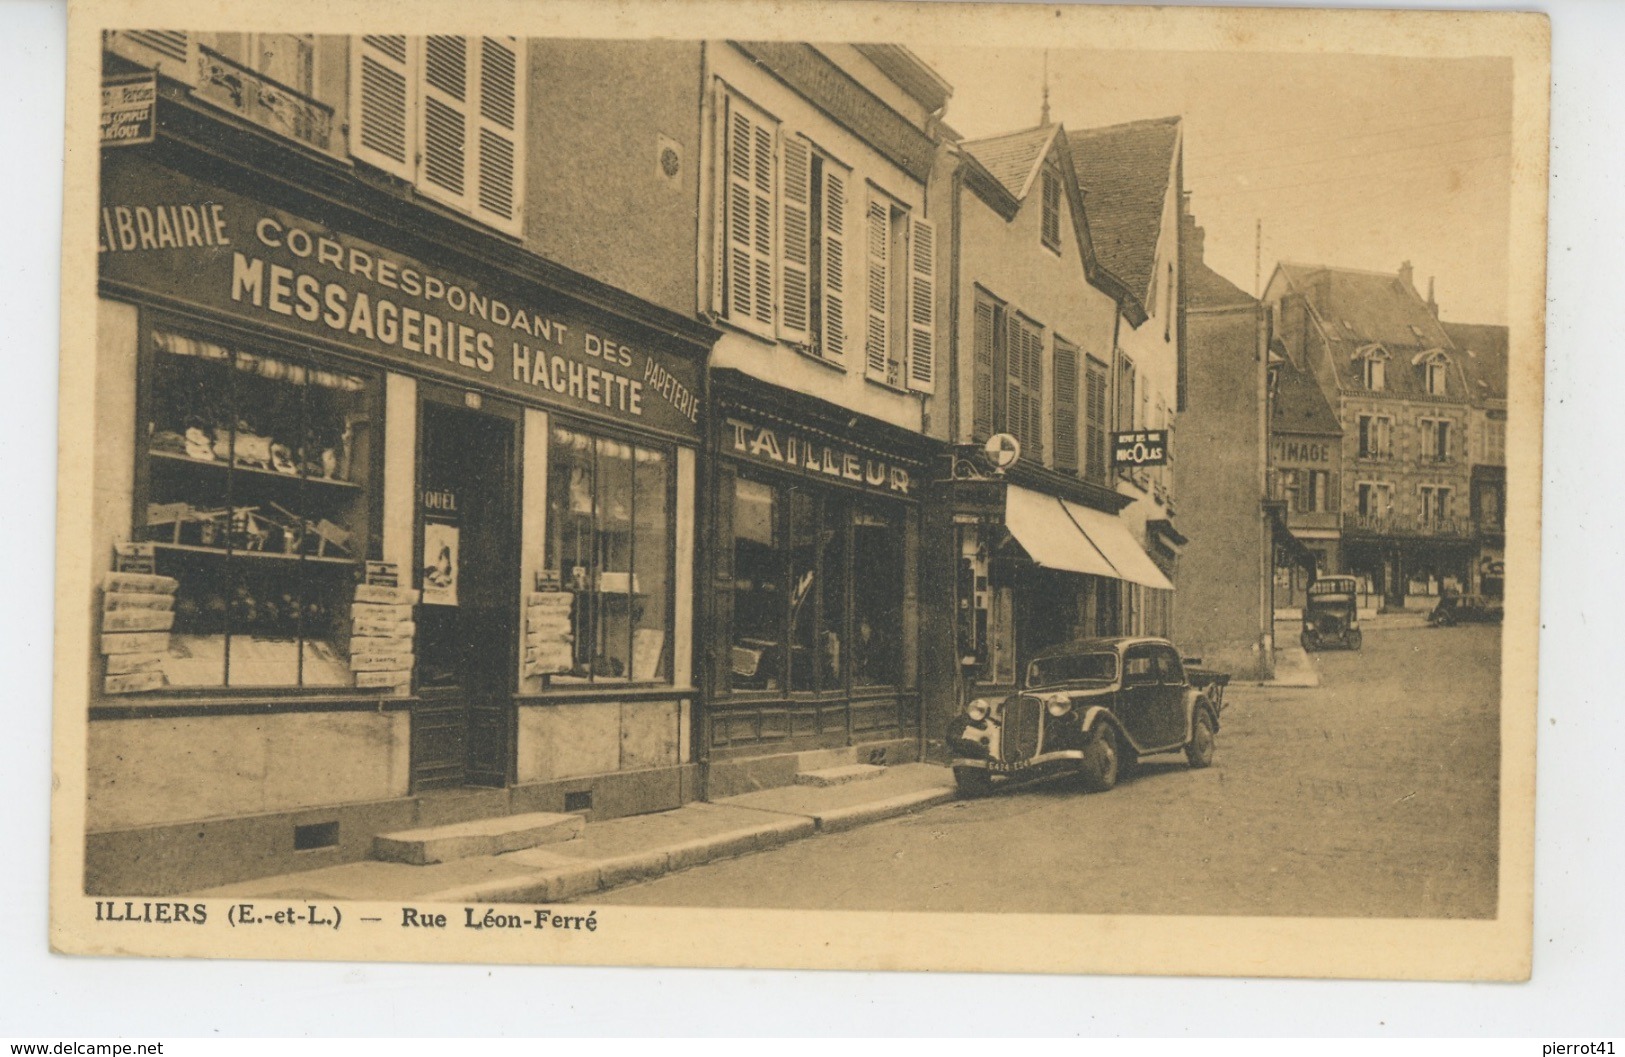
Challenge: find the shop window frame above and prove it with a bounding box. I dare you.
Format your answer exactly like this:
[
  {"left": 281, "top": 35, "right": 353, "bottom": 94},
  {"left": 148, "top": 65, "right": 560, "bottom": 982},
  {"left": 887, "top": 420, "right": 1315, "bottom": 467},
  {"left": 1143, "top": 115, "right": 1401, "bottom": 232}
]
[
  {"left": 127, "top": 307, "right": 387, "bottom": 699},
  {"left": 719, "top": 468, "right": 911, "bottom": 702},
  {"left": 537, "top": 410, "right": 680, "bottom": 689}
]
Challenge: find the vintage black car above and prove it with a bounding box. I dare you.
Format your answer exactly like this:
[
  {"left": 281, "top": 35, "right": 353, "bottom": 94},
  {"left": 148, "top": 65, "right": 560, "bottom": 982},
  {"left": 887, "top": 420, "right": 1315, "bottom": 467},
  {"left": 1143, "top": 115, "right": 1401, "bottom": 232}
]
[
  {"left": 1427, "top": 592, "right": 1504, "bottom": 626},
  {"left": 946, "top": 637, "right": 1229, "bottom": 797},
  {"left": 1301, "top": 575, "right": 1362, "bottom": 651}
]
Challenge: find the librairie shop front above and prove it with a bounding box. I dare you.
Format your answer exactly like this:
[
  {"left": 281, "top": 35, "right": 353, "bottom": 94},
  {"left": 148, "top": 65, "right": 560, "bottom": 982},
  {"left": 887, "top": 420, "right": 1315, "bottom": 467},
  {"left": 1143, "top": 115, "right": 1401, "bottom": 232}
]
[{"left": 88, "top": 151, "right": 708, "bottom": 893}]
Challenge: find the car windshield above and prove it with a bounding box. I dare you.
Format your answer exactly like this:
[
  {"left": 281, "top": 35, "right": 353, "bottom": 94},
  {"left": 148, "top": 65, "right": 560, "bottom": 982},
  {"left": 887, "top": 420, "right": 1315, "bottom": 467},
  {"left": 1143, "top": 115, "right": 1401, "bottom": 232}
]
[
  {"left": 1308, "top": 579, "right": 1356, "bottom": 597},
  {"left": 1027, "top": 652, "right": 1118, "bottom": 688}
]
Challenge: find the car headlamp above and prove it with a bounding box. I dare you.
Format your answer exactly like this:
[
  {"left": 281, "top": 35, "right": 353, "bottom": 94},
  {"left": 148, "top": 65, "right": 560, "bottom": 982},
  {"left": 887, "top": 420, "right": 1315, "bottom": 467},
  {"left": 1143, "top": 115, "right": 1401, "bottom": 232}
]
[
  {"left": 965, "top": 698, "right": 993, "bottom": 722},
  {"left": 1046, "top": 696, "right": 1074, "bottom": 718}
]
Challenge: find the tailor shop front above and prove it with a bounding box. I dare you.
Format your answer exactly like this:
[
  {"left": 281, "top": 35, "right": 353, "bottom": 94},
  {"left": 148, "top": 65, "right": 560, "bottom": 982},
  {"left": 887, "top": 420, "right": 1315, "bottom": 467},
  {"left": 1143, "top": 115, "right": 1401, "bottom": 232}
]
[
  {"left": 88, "top": 149, "right": 709, "bottom": 893},
  {"left": 699, "top": 373, "right": 932, "bottom": 794},
  {"left": 920, "top": 462, "right": 1174, "bottom": 738}
]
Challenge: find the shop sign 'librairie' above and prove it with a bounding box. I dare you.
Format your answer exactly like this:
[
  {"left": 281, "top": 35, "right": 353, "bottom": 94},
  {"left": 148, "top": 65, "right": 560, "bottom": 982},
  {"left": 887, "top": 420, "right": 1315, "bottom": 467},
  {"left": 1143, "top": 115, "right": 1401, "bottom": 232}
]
[{"left": 97, "top": 153, "right": 703, "bottom": 440}]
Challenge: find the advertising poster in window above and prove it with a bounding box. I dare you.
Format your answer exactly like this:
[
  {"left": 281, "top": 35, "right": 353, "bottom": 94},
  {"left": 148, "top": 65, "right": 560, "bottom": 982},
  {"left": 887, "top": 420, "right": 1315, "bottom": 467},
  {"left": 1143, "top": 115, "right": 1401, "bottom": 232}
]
[{"left": 421, "top": 521, "right": 459, "bottom": 607}]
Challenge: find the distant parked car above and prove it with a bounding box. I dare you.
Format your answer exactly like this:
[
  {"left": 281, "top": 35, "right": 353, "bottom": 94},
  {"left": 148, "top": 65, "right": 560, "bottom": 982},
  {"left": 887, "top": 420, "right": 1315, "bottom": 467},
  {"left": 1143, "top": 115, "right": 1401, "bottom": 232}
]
[
  {"left": 1301, "top": 575, "right": 1362, "bottom": 651},
  {"left": 1428, "top": 592, "right": 1504, "bottom": 626},
  {"left": 946, "top": 637, "right": 1229, "bottom": 797}
]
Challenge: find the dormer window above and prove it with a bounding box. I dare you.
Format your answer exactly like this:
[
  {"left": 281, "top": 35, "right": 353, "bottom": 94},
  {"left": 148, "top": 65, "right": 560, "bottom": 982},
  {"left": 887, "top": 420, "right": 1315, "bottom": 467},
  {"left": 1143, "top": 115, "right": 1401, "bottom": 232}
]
[
  {"left": 1412, "top": 348, "right": 1450, "bottom": 397},
  {"left": 1355, "top": 344, "right": 1389, "bottom": 391}
]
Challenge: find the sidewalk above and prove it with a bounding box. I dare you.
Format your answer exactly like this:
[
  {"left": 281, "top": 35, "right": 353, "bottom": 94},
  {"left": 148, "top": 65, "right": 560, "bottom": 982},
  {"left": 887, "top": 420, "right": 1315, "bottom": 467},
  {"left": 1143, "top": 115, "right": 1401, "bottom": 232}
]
[{"left": 192, "top": 763, "right": 957, "bottom": 905}]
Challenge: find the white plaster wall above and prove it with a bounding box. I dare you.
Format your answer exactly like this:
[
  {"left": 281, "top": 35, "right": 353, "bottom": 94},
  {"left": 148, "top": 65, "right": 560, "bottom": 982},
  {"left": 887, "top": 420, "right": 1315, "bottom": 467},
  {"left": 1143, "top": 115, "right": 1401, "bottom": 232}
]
[
  {"left": 382, "top": 373, "right": 417, "bottom": 570},
  {"left": 86, "top": 711, "right": 411, "bottom": 832},
  {"left": 92, "top": 299, "right": 139, "bottom": 653},
  {"left": 515, "top": 698, "right": 681, "bottom": 782},
  {"left": 518, "top": 407, "right": 551, "bottom": 694}
]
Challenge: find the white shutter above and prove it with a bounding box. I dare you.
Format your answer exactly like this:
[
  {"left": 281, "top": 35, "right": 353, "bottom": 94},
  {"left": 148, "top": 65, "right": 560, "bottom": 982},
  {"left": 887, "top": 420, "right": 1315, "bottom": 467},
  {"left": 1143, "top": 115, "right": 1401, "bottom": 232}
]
[
  {"left": 864, "top": 195, "right": 891, "bottom": 382},
  {"left": 779, "top": 136, "right": 813, "bottom": 344},
  {"left": 471, "top": 37, "right": 523, "bottom": 235},
  {"left": 722, "top": 93, "right": 776, "bottom": 335},
  {"left": 820, "top": 162, "right": 850, "bottom": 364},
  {"left": 350, "top": 35, "right": 414, "bottom": 179},
  {"left": 418, "top": 35, "right": 472, "bottom": 210},
  {"left": 109, "top": 31, "right": 198, "bottom": 84},
  {"left": 906, "top": 216, "right": 936, "bottom": 392}
]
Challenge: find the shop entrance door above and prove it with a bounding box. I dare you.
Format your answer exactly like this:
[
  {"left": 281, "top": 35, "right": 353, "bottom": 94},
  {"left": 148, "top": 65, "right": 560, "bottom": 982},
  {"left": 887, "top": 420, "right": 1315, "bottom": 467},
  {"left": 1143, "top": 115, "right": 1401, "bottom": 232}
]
[{"left": 412, "top": 396, "right": 520, "bottom": 791}]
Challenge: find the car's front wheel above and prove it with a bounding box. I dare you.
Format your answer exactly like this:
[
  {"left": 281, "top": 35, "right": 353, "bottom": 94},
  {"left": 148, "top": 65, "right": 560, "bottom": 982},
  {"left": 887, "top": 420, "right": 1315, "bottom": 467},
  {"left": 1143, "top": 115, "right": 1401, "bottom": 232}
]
[
  {"left": 1347, "top": 629, "right": 1363, "bottom": 650},
  {"left": 1186, "top": 710, "right": 1216, "bottom": 769},
  {"left": 1078, "top": 725, "right": 1120, "bottom": 792},
  {"left": 953, "top": 766, "right": 994, "bottom": 798}
]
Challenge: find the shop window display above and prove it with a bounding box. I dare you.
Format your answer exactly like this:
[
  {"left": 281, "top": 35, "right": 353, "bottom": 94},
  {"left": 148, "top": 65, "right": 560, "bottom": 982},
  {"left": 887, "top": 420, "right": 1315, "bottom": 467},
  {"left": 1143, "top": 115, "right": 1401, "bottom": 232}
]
[
  {"left": 726, "top": 475, "right": 903, "bottom": 695},
  {"left": 138, "top": 328, "right": 376, "bottom": 688},
  {"left": 544, "top": 425, "right": 672, "bottom": 684}
]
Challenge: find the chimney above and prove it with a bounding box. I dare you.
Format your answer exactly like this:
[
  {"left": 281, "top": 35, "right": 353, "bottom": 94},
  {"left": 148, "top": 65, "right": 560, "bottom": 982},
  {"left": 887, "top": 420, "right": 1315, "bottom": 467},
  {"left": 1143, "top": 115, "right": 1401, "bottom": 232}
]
[
  {"left": 1426, "top": 276, "right": 1438, "bottom": 318},
  {"left": 1399, "top": 260, "right": 1414, "bottom": 289}
]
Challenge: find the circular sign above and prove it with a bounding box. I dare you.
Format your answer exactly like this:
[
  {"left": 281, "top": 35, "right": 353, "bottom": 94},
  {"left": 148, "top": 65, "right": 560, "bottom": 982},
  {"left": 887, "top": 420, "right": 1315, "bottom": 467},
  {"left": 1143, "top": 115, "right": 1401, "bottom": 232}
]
[{"left": 984, "top": 433, "right": 1021, "bottom": 470}]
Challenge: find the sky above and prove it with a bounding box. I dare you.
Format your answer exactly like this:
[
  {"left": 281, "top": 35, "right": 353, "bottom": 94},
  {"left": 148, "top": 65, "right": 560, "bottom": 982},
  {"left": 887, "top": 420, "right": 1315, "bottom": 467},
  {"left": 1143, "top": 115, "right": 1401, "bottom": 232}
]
[{"left": 911, "top": 45, "right": 1514, "bottom": 324}]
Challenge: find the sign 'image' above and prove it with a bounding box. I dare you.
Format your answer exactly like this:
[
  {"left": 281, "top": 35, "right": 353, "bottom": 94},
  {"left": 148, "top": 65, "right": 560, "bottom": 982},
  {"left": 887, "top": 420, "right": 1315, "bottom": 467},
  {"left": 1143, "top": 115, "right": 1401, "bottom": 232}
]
[
  {"left": 97, "top": 153, "right": 703, "bottom": 442},
  {"left": 1112, "top": 429, "right": 1169, "bottom": 467}
]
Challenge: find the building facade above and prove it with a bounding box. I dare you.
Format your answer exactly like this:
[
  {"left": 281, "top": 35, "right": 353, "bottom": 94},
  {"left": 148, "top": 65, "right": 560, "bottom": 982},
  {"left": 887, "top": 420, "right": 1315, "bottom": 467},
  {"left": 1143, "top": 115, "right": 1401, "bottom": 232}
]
[
  {"left": 1268, "top": 346, "right": 1346, "bottom": 610},
  {"left": 92, "top": 32, "right": 715, "bottom": 892},
  {"left": 1264, "top": 262, "right": 1476, "bottom": 609},
  {"left": 1173, "top": 216, "right": 1274, "bottom": 679},
  {"left": 1070, "top": 117, "right": 1188, "bottom": 633},
  {"left": 1443, "top": 321, "right": 1509, "bottom": 598}
]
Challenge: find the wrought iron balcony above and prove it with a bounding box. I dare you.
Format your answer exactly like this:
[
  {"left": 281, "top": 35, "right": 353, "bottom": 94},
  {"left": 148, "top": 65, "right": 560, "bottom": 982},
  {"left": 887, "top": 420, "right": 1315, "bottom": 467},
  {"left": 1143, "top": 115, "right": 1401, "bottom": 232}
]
[{"left": 194, "top": 45, "right": 334, "bottom": 152}]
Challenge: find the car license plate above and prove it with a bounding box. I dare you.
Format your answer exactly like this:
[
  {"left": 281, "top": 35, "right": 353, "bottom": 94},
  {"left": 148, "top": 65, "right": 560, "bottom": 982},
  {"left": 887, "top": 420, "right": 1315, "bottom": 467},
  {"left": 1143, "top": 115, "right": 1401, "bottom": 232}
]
[{"left": 988, "top": 760, "right": 1023, "bottom": 775}]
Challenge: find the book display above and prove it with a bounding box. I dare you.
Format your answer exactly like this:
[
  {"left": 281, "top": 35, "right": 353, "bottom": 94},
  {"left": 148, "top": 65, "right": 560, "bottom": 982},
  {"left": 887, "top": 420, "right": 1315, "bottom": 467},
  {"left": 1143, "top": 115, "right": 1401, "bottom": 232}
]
[{"left": 126, "top": 328, "right": 379, "bottom": 690}]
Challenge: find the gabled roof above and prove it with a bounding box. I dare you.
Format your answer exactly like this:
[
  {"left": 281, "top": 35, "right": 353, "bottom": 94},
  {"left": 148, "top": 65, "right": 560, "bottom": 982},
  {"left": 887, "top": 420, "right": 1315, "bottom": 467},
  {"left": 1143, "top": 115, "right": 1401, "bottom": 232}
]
[
  {"left": 1187, "top": 256, "right": 1255, "bottom": 310},
  {"left": 956, "top": 123, "right": 1142, "bottom": 323},
  {"left": 1442, "top": 321, "right": 1509, "bottom": 404},
  {"left": 1273, "top": 262, "right": 1465, "bottom": 399},
  {"left": 1069, "top": 116, "right": 1181, "bottom": 304},
  {"left": 1272, "top": 351, "right": 1342, "bottom": 436},
  {"left": 960, "top": 123, "right": 1061, "bottom": 201}
]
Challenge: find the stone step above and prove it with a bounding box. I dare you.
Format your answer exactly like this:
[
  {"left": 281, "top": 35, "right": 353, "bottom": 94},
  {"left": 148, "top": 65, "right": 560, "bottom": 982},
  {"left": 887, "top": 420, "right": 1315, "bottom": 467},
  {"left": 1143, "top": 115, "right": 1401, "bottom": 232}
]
[
  {"left": 372, "top": 811, "right": 584, "bottom": 866},
  {"left": 794, "top": 764, "right": 887, "bottom": 788}
]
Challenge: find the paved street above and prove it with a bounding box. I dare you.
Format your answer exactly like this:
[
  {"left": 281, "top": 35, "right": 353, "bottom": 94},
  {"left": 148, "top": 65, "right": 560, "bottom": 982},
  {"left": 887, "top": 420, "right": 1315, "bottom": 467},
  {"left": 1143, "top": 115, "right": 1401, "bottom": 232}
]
[{"left": 597, "top": 620, "right": 1500, "bottom": 917}]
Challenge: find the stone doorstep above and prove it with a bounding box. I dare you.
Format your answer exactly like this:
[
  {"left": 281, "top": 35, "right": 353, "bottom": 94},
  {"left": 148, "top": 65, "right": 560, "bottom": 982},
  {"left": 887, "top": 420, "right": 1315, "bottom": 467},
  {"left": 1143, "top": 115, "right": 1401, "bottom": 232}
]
[
  {"left": 794, "top": 763, "right": 887, "bottom": 787},
  {"left": 372, "top": 811, "right": 585, "bottom": 866}
]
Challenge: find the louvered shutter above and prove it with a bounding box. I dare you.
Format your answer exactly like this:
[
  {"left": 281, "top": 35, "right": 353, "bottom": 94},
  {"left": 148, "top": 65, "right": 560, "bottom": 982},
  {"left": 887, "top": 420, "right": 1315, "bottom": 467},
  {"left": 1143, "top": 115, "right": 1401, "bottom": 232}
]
[
  {"left": 864, "top": 196, "right": 891, "bottom": 383},
  {"left": 472, "top": 37, "right": 523, "bottom": 235},
  {"left": 972, "top": 298, "right": 995, "bottom": 440},
  {"left": 820, "top": 162, "right": 850, "bottom": 364},
  {"left": 1085, "top": 359, "right": 1108, "bottom": 481},
  {"left": 418, "top": 35, "right": 472, "bottom": 210},
  {"left": 906, "top": 216, "right": 936, "bottom": 393},
  {"left": 351, "top": 35, "right": 414, "bottom": 179},
  {"left": 779, "top": 136, "right": 813, "bottom": 344},
  {"left": 1024, "top": 324, "right": 1045, "bottom": 461},
  {"left": 723, "top": 94, "right": 776, "bottom": 334},
  {"left": 1053, "top": 340, "right": 1079, "bottom": 473},
  {"left": 112, "top": 31, "right": 198, "bottom": 83}
]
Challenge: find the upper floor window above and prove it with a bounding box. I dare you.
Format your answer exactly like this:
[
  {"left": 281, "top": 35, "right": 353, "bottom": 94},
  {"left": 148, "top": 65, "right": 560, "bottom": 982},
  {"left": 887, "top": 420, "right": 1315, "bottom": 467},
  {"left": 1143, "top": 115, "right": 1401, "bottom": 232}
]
[
  {"left": 1084, "top": 356, "right": 1110, "bottom": 483},
  {"left": 714, "top": 85, "right": 934, "bottom": 393},
  {"left": 1421, "top": 417, "right": 1452, "bottom": 462},
  {"left": 1357, "top": 481, "right": 1393, "bottom": 518},
  {"left": 1005, "top": 314, "right": 1045, "bottom": 463},
  {"left": 1420, "top": 485, "right": 1453, "bottom": 526},
  {"left": 1040, "top": 169, "right": 1062, "bottom": 253},
  {"left": 1484, "top": 416, "right": 1507, "bottom": 464},
  {"left": 350, "top": 36, "right": 525, "bottom": 236},
  {"left": 1357, "top": 413, "right": 1393, "bottom": 459},
  {"left": 1357, "top": 345, "right": 1389, "bottom": 391},
  {"left": 1052, "top": 337, "right": 1080, "bottom": 474},
  {"left": 1414, "top": 349, "right": 1451, "bottom": 397}
]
